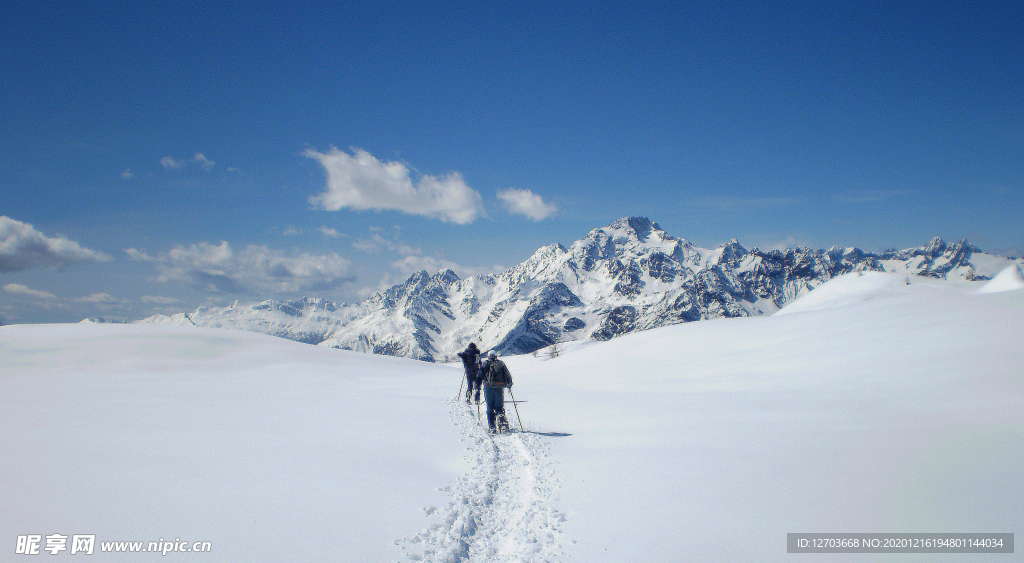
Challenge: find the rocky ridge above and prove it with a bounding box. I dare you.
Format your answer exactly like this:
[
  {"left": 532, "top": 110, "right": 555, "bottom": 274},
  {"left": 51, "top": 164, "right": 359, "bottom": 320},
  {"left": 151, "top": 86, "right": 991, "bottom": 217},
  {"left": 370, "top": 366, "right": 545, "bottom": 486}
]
[{"left": 139, "top": 217, "right": 1021, "bottom": 361}]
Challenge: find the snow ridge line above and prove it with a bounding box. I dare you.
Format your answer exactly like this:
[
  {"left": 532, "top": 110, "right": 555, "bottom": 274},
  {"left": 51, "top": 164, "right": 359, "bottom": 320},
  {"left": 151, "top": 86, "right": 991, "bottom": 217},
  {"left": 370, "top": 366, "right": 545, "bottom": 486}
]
[{"left": 395, "top": 400, "right": 565, "bottom": 562}]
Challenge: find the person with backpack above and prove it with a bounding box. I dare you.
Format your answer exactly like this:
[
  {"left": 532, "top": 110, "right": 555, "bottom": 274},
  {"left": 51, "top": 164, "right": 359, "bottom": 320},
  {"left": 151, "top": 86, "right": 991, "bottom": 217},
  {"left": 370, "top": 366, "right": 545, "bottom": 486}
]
[
  {"left": 456, "top": 342, "right": 481, "bottom": 403},
  {"left": 481, "top": 350, "right": 513, "bottom": 433}
]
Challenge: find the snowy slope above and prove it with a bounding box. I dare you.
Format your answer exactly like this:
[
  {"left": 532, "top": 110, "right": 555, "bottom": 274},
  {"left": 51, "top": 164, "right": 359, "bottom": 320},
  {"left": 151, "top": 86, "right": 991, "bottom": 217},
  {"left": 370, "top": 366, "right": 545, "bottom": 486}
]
[
  {"left": 978, "top": 264, "right": 1024, "bottom": 294},
  {"left": 0, "top": 324, "right": 468, "bottom": 561},
  {"left": 6, "top": 271, "right": 1022, "bottom": 562},
  {"left": 773, "top": 270, "right": 906, "bottom": 315},
  {"left": 501, "top": 273, "right": 1023, "bottom": 562},
  {"left": 140, "top": 217, "right": 1024, "bottom": 362}
]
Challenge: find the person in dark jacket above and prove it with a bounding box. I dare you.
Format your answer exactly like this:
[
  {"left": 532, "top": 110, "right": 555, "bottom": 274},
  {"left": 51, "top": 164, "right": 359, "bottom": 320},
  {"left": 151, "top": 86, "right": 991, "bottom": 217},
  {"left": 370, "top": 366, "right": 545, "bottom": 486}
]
[
  {"left": 456, "top": 342, "right": 481, "bottom": 403},
  {"left": 481, "top": 350, "right": 513, "bottom": 433}
]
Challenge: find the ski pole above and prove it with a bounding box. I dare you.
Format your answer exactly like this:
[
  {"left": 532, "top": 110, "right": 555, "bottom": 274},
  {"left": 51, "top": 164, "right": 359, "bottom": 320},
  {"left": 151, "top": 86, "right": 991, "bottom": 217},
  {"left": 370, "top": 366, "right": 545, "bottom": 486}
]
[
  {"left": 454, "top": 376, "right": 464, "bottom": 402},
  {"left": 508, "top": 388, "right": 525, "bottom": 432}
]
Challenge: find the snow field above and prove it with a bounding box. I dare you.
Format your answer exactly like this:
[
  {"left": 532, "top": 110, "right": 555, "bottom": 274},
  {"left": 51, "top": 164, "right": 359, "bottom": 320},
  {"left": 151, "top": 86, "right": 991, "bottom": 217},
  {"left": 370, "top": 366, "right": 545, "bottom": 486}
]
[
  {"left": 397, "top": 400, "right": 565, "bottom": 562},
  {"left": 978, "top": 264, "right": 1024, "bottom": 293},
  {"left": 0, "top": 324, "right": 468, "bottom": 562},
  {"left": 4, "top": 271, "right": 1022, "bottom": 562},
  {"left": 502, "top": 273, "right": 1023, "bottom": 562}
]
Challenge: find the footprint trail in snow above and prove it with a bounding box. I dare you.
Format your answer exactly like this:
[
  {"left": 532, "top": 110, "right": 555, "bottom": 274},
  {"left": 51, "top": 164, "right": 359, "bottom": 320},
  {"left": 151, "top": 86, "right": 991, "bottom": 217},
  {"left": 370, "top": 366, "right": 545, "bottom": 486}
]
[{"left": 396, "top": 400, "right": 566, "bottom": 562}]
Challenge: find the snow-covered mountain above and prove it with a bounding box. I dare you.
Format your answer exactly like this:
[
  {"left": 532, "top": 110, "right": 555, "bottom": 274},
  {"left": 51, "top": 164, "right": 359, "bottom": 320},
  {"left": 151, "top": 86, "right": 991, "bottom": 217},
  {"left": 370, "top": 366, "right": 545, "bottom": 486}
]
[
  {"left": 139, "top": 217, "right": 1023, "bottom": 361},
  {"left": 9, "top": 271, "right": 1023, "bottom": 562}
]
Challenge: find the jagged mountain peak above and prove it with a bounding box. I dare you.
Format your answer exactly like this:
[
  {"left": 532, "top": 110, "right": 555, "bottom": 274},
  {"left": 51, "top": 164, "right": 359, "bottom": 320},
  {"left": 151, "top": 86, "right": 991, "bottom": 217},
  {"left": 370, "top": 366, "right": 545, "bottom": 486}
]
[
  {"left": 601, "top": 216, "right": 673, "bottom": 243},
  {"left": 139, "top": 219, "right": 1023, "bottom": 362},
  {"left": 524, "top": 242, "right": 569, "bottom": 263},
  {"left": 433, "top": 268, "right": 461, "bottom": 287},
  {"left": 572, "top": 216, "right": 683, "bottom": 268},
  {"left": 915, "top": 236, "right": 977, "bottom": 257},
  {"left": 923, "top": 236, "right": 948, "bottom": 255},
  {"left": 717, "top": 239, "right": 748, "bottom": 262},
  {"left": 619, "top": 216, "right": 660, "bottom": 242}
]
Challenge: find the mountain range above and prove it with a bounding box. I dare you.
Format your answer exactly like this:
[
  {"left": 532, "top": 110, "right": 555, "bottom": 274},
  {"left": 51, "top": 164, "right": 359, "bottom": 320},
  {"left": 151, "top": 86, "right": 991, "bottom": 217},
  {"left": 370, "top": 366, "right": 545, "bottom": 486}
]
[{"left": 140, "top": 217, "right": 1022, "bottom": 361}]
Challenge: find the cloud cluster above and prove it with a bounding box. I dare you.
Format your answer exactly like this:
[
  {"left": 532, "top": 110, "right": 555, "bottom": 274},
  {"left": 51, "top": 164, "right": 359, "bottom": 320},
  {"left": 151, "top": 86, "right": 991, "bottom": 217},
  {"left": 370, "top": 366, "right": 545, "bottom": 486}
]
[
  {"left": 318, "top": 226, "right": 342, "bottom": 239},
  {"left": 3, "top": 283, "right": 57, "bottom": 300},
  {"left": 0, "top": 216, "right": 113, "bottom": 273},
  {"left": 132, "top": 241, "right": 354, "bottom": 295},
  {"left": 141, "top": 295, "right": 180, "bottom": 304},
  {"left": 161, "top": 153, "right": 216, "bottom": 172},
  {"left": 389, "top": 255, "right": 502, "bottom": 278},
  {"left": 192, "top": 153, "right": 215, "bottom": 171},
  {"left": 75, "top": 293, "right": 121, "bottom": 304},
  {"left": 124, "top": 248, "right": 157, "bottom": 262},
  {"left": 160, "top": 156, "right": 185, "bottom": 170},
  {"left": 352, "top": 233, "right": 419, "bottom": 256},
  {"left": 347, "top": 226, "right": 502, "bottom": 298},
  {"left": 350, "top": 229, "right": 495, "bottom": 275},
  {"left": 3, "top": 281, "right": 131, "bottom": 314},
  {"left": 306, "top": 148, "right": 485, "bottom": 224},
  {"left": 497, "top": 188, "right": 557, "bottom": 221}
]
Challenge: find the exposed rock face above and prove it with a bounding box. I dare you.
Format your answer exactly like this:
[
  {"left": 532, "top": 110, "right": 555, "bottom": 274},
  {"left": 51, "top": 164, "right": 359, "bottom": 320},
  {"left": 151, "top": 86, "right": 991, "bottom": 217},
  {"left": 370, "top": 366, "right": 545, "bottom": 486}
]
[{"left": 139, "top": 217, "right": 1020, "bottom": 361}]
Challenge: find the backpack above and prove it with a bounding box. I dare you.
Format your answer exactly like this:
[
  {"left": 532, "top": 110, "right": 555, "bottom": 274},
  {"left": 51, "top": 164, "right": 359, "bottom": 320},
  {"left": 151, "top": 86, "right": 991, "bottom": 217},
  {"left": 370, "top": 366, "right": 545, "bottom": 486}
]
[{"left": 487, "top": 360, "right": 509, "bottom": 387}]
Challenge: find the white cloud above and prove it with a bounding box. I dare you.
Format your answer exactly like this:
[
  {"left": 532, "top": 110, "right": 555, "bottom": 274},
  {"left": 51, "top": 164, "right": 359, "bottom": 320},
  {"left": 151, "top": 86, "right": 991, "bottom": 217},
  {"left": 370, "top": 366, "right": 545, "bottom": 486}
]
[
  {"left": 74, "top": 292, "right": 130, "bottom": 314},
  {"left": 319, "top": 226, "right": 342, "bottom": 239},
  {"left": 755, "top": 236, "right": 812, "bottom": 251},
  {"left": 193, "top": 153, "right": 215, "bottom": 171},
  {"left": 390, "top": 255, "right": 502, "bottom": 279},
  {"left": 497, "top": 188, "right": 557, "bottom": 221},
  {"left": 160, "top": 156, "right": 185, "bottom": 170},
  {"left": 125, "top": 248, "right": 157, "bottom": 262},
  {"left": 121, "top": 168, "right": 133, "bottom": 179},
  {"left": 75, "top": 292, "right": 121, "bottom": 304},
  {"left": 149, "top": 241, "right": 354, "bottom": 295},
  {"left": 306, "top": 147, "right": 484, "bottom": 224},
  {"left": 0, "top": 216, "right": 113, "bottom": 273},
  {"left": 3, "top": 283, "right": 57, "bottom": 300},
  {"left": 352, "top": 233, "right": 419, "bottom": 256},
  {"left": 141, "top": 295, "right": 180, "bottom": 304},
  {"left": 283, "top": 226, "right": 302, "bottom": 236},
  {"left": 350, "top": 227, "right": 495, "bottom": 283},
  {"left": 354, "top": 285, "right": 384, "bottom": 300}
]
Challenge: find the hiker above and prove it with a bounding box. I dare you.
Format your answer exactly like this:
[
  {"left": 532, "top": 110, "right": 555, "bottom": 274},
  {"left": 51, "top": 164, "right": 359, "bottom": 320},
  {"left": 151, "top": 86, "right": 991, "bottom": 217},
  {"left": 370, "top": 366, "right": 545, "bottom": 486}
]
[
  {"left": 481, "top": 350, "right": 513, "bottom": 433},
  {"left": 456, "top": 342, "right": 481, "bottom": 403}
]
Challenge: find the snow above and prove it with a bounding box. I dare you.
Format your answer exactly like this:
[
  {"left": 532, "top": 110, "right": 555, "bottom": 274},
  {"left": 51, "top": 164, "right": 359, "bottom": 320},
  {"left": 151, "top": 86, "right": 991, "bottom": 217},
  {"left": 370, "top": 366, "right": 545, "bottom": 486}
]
[
  {"left": 969, "top": 253, "right": 1024, "bottom": 279},
  {"left": 138, "top": 219, "right": 1024, "bottom": 363},
  {"left": 774, "top": 271, "right": 906, "bottom": 315},
  {"left": 978, "top": 264, "right": 1024, "bottom": 294},
  {"left": 506, "top": 274, "right": 1023, "bottom": 562},
  {"left": 1, "top": 324, "right": 467, "bottom": 561},
  {"left": 4, "top": 272, "right": 1022, "bottom": 561}
]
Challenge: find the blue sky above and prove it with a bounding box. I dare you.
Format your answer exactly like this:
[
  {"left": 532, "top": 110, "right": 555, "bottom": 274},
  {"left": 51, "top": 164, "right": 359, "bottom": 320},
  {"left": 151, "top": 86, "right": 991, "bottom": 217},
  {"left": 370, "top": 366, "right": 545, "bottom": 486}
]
[{"left": 1, "top": 0, "right": 1021, "bottom": 323}]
